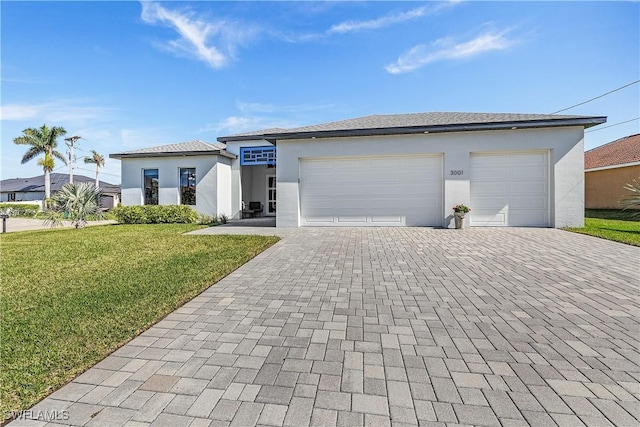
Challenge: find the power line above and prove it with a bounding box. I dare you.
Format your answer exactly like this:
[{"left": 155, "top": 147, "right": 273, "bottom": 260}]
[
  {"left": 550, "top": 80, "right": 640, "bottom": 114},
  {"left": 75, "top": 167, "right": 120, "bottom": 177},
  {"left": 585, "top": 117, "right": 640, "bottom": 133}
]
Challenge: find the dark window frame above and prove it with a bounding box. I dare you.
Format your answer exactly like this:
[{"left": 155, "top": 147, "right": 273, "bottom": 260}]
[
  {"left": 143, "top": 169, "right": 159, "bottom": 205},
  {"left": 179, "top": 167, "right": 196, "bottom": 206}
]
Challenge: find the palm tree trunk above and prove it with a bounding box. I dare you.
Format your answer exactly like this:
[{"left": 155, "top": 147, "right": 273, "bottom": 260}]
[
  {"left": 44, "top": 169, "right": 51, "bottom": 204},
  {"left": 95, "top": 165, "right": 100, "bottom": 189}
]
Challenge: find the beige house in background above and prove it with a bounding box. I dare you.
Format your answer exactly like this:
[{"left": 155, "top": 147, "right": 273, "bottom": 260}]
[{"left": 585, "top": 134, "right": 640, "bottom": 209}]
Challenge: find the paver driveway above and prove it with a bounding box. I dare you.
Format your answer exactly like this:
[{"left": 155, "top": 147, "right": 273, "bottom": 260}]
[{"left": 12, "top": 228, "right": 639, "bottom": 426}]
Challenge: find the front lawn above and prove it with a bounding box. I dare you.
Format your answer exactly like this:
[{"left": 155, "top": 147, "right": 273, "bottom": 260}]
[
  {"left": 0, "top": 224, "right": 278, "bottom": 421},
  {"left": 565, "top": 210, "right": 640, "bottom": 246}
]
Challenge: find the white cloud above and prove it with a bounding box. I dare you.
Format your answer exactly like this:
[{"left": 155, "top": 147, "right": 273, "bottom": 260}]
[
  {"left": 140, "top": 1, "right": 254, "bottom": 69},
  {"left": 0, "top": 100, "right": 115, "bottom": 125},
  {"left": 386, "top": 28, "right": 518, "bottom": 74},
  {"left": 328, "top": 1, "right": 461, "bottom": 34},
  {"left": 201, "top": 115, "right": 299, "bottom": 135},
  {"left": 329, "top": 6, "right": 428, "bottom": 34}
]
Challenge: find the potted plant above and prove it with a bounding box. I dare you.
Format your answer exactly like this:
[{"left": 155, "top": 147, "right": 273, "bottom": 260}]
[{"left": 452, "top": 204, "right": 470, "bottom": 229}]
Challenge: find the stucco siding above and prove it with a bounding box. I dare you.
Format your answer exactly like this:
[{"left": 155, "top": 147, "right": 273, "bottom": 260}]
[
  {"left": 585, "top": 165, "right": 640, "bottom": 209},
  {"left": 120, "top": 155, "right": 221, "bottom": 216},
  {"left": 276, "top": 126, "right": 585, "bottom": 228}
]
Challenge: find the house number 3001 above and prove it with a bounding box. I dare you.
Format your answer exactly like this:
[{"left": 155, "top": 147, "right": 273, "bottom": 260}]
[{"left": 450, "top": 170, "right": 464, "bottom": 176}]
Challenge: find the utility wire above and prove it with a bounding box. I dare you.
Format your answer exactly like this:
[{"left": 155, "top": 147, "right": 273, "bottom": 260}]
[
  {"left": 585, "top": 117, "right": 640, "bottom": 133},
  {"left": 550, "top": 80, "right": 640, "bottom": 114}
]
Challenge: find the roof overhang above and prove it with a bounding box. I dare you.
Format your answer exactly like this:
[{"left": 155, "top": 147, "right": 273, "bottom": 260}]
[
  {"left": 110, "top": 150, "right": 236, "bottom": 160},
  {"left": 585, "top": 161, "right": 640, "bottom": 172},
  {"left": 261, "top": 117, "right": 608, "bottom": 142}
]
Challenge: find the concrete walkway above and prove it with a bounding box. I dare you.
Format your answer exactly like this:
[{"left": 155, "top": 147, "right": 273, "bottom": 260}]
[
  {"left": 10, "top": 228, "right": 639, "bottom": 426},
  {"left": 1, "top": 218, "right": 117, "bottom": 233}
]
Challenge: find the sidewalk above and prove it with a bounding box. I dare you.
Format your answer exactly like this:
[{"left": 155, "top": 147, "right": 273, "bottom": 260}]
[{"left": 1, "top": 218, "right": 117, "bottom": 233}]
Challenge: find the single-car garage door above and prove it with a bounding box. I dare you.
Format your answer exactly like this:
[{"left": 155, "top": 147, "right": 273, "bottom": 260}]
[
  {"left": 470, "top": 151, "right": 549, "bottom": 227},
  {"left": 300, "top": 155, "right": 442, "bottom": 226}
]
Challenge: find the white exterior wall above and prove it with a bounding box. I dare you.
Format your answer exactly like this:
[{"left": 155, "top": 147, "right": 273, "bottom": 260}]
[
  {"left": 225, "top": 140, "right": 275, "bottom": 219},
  {"left": 276, "top": 126, "right": 585, "bottom": 228},
  {"left": 0, "top": 192, "right": 44, "bottom": 202},
  {"left": 120, "top": 155, "right": 225, "bottom": 216},
  {"left": 215, "top": 157, "right": 233, "bottom": 217}
]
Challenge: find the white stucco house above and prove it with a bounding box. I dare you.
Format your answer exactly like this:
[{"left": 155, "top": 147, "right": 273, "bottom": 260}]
[{"left": 111, "top": 112, "right": 606, "bottom": 228}]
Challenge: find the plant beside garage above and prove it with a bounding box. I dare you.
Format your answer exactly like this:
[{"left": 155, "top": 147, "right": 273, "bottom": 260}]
[{"left": 452, "top": 204, "right": 471, "bottom": 229}]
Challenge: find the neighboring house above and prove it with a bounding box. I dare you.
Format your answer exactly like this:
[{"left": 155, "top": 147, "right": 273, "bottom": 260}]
[
  {"left": 0, "top": 173, "right": 121, "bottom": 208},
  {"left": 584, "top": 133, "right": 640, "bottom": 209},
  {"left": 110, "top": 140, "right": 235, "bottom": 217},
  {"left": 112, "top": 112, "right": 606, "bottom": 228}
]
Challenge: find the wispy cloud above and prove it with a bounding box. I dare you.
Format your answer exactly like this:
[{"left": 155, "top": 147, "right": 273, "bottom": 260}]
[
  {"left": 120, "top": 128, "right": 170, "bottom": 148},
  {"left": 201, "top": 116, "right": 299, "bottom": 135},
  {"left": 328, "top": 1, "right": 460, "bottom": 34},
  {"left": 202, "top": 101, "right": 338, "bottom": 134},
  {"left": 140, "top": 1, "right": 255, "bottom": 69},
  {"left": 386, "top": 28, "right": 518, "bottom": 74},
  {"left": 0, "top": 100, "right": 115, "bottom": 125}
]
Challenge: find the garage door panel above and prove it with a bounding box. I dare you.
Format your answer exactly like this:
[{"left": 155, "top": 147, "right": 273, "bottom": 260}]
[
  {"left": 471, "top": 152, "right": 548, "bottom": 227},
  {"left": 509, "top": 210, "right": 547, "bottom": 226},
  {"left": 301, "top": 155, "right": 442, "bottom": 226},
  {"left": 472, "top": 211, "right": 507, "bottom": 225}
]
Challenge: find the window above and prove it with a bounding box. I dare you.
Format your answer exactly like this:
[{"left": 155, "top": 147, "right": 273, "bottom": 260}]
[
  {"left": 143, "top": 169, "right": 159, "bottom": 205},
  {"left": 180, "top": 168, "right": 196, "bottom": 205},
  {"left": 8, "top": 193, "right": 16, "bottom": 202},
  {"left": 240, "top": 146, "right": 276, "bottom": 165}
]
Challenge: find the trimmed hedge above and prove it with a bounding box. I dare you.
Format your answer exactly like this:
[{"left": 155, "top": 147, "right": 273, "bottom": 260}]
[
  {"left": 0, "top": 204, "right": 40, "bottom": 217},
  {"left": 111, "top": 205, "right": 199, "bottom": 224}
]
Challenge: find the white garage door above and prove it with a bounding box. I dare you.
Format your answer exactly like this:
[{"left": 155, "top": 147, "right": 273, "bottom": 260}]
[
  {"left": 470, "top": 151, "right": 549, "bottom": 227},
  {"left": 300, "top": 155, "right": 442, "bottom": 226}
]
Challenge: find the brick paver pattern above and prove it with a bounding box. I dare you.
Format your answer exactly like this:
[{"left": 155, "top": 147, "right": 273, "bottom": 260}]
[{"left": 13, "top": 228, "right": 639, "bottom": 426}]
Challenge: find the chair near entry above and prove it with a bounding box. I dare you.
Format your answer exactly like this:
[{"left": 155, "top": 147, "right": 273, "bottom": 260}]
[{"left": 249, "top": 201, "right": 264, "bottom": 217}]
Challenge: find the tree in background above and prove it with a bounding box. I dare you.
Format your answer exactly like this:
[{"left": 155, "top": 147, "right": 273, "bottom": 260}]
[
  {"left": 84, "top": 150, "right": 105, "bottom": 188},
  {"left": 13, "top": 125, "right": 68, "bottom": 203}
]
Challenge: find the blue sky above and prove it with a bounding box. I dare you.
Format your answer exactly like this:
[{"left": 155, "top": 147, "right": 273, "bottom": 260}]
[{"left": 1, "top": 1, "right": 638, "bottom": 184}]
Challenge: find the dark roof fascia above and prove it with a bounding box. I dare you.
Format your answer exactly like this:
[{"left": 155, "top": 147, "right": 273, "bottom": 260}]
[
  {"left": 263, "top": 117, "right": 608, "bottom": 142},
  {"left": 217, "top": 135, "right": 273, "bottom": 143},
  {"left": 110, "top": 150, "right": 236, "bottom": 160}
]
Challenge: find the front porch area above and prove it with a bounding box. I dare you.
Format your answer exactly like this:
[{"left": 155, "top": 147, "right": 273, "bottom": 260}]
[{"left": 240, "top": 164, "right": 276, "bottom": 218}]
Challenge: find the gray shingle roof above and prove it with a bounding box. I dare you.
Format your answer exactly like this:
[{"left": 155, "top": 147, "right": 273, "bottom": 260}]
[
  {"left": 218, "top": 112, "right": 607, "bottom": 142},
  {"left": 110, "top": 140, "right": 233, "bottom": 159},
  {"left": 1, "top": 173, "right": 120, "bottom": 194}
]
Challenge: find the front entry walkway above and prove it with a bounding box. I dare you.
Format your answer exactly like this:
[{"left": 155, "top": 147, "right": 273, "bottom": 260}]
[{"left": 14, "top": 228, "right": 639, "bottom": 426}]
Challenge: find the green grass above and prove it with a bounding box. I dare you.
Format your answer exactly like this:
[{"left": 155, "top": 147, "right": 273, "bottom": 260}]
[
  {"left": 0, "top": 224, "right": 278, "bottom": 421},
  {"left": 565, "top": 210, "right": 640, "bottom": 246}
]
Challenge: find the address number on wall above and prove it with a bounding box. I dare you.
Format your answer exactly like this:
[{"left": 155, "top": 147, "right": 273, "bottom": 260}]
[{"left": 450, "top": 170, "right": 464, "bottom": 176}]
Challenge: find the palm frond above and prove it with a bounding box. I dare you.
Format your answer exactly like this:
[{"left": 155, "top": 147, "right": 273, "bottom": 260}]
[
  {"left": 619, "top": 178, "right": 640, "bottom": 216},
  {"left": 48, "top": 182, "right": 105, "bottom": 228},
  {"left": 51, "top": 149, "right": 68, "bottom": 165}
]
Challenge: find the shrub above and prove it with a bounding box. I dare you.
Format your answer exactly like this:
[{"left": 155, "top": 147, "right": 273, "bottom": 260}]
[
  {"left": 0, "top": 203, "right": 40, "bottom": 217},
  {"left": 45, "top": 183, "right": 105, "bottom": 228},
  {"left": 112, "top": 205, "right": 198, "bottom": 224}
]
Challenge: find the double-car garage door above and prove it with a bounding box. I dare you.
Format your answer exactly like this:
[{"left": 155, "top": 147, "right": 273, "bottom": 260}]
[
  {"left": 300, "top": 155, "right": 442, "bottom": 226},
  {"left": 298, "top": 151, "right": 549, "bottom": 227}
]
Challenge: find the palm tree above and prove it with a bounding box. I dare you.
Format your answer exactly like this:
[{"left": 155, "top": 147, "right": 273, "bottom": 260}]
[
  {"left": 619, "top": 178, "right": 640, "bottom": 217},
  {"left": 45, "top": 182, "right": 105, "bottom": 228},
  {"left": 13, "top": 124, "right": 68, "bottom": 201},
  {"left": 84, "top": 150, "right": 105, "bottom": 188}
]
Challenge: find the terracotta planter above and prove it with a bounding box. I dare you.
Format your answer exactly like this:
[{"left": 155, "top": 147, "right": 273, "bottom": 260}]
[{"left": 454, "top": 212, "right": 466, "bottom": 229}]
